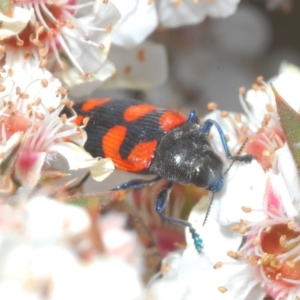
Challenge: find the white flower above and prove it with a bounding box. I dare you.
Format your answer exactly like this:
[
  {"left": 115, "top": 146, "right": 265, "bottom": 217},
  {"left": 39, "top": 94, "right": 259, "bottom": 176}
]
[
  {"left": 243, "top": 62, "right": 300, "bottom": 123},
  {"left": 0, "top": 195, "right": 144, "bottom": 300},
  {"left": 111, "top": 0, "right": 158, "bottom": 48},
  {"left": 101, "top": 41, "right": 168, "bottom": 91},
  {"left": 0, "top": 69, "right": 114, "bottom": 188},
  {"left": 157, "top": 0, "right": 240, "bottom": 28},
  {"left": 1, "top": 0, "right": 120, "bottom": 76},
  {"left": 152, "top": 161, "right": 300, "bottom": 299}
]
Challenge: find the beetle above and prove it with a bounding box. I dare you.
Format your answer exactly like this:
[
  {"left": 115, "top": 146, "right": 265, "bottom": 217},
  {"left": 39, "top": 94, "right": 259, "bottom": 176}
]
[{"left": 72, "top": 98, "right": 253, "bottom": 253}]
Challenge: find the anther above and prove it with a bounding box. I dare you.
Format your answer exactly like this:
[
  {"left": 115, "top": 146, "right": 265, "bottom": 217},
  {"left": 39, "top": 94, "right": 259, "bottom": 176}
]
[
  {"left": 220, "top": 110, "right": 228, "bottom": 118},
  {"left": 218, "top": 286, "right": 227, "bottom": 293},
  {"left": 20, "top": 93, "right": 29, "bottom": 99},
  {"left": 105, "top": 25, "right": 112, "bottom": 32},
  {"left": 39, "top": 59, "right": 47, "bottom": 68},
  {"left": 242, "top": 206, "right": 252, "bottom": 213},
  {"left": 60, "top": 98, "right": 70, "bottom": 106},
  {"left": 239, "top": 224, "right": 247, "bottom": 234},
  {"left": 253, "top": 236, "right": 260, "bottom": 245},
  {"left": 286, "top": 261, "right": 295, "bottom": 268},
  {"left": 227, "top": 251, "right": 237, "bottom": 259},
  {"left": 231, "top": 224, "right": 239, "bottom": 232},
  {"left": 265, "top": 226, "right": 272, "bottom": 233},
  {"left": 48, "top": 29, "right": 57, "bottom": 38},
  {"left": 137, "top": 49, "right": 145, "bottom": 62},
  {"left": 279, "top": 235, "right": 287, "bottom": 247},
  {"left": 66, "top": 20, "right": 74, "bottom": 29},
  {"left": 247, "top": 255, "right": 257, "bottom": 264},
  {"left": 35, "top": 98, "right": 42, "bottom": 106},
  {"left": 41, "top": 79, "right": 48, "bottom": 88},
  {"left": 234, "top": 113, "right": 242, "bottom": 123},
  {"left": 60, "top": 61, "right": 68, "bottom": 70},
  {"left": 213, "top": 262, "right": 223, "bottom": 269},
  {"left": 287, "top": 221, "right": 295, "bottom": 230},
  {"left": 207, "top": 102, "right": 218, "bottom": 111},
  {"left": 236, "top": 251, "right": 243, "bottom": 258},
  {"left": 124, "top": 66, "right": 132, "bottom": 74},
  {"left": 39, "top": 48, "right": 48, "bottom": 58},
  {"left": 8, "top": 69, "right": 13, "bottom": 77},
  {"left": 98, "top": 43, "right": 105, "bottom": 50}
]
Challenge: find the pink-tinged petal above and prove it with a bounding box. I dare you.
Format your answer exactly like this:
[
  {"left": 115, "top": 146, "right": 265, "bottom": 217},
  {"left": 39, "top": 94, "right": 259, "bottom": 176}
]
[
  {"left": 4, "top": 112, "right": 31, "bottom": 140},
  {"left": 15, "top": 150, "right": 46, "bottom": 189},
  {"left": 264, "top": 175, "right": 282, "bottom": 216},
  {"left": 266, "top": 172, "right": 298, "bottom": 218}
]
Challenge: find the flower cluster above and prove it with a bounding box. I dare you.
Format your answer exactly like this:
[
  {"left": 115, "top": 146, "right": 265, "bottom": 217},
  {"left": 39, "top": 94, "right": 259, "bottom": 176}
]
[{"left": 147, "top": 64, "right": 300, "bottom": 300}]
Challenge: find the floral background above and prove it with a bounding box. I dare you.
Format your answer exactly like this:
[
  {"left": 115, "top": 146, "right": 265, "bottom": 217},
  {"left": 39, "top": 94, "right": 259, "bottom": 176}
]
[{"left": 0, "top": 0, "right": 300, "bottom": 299}]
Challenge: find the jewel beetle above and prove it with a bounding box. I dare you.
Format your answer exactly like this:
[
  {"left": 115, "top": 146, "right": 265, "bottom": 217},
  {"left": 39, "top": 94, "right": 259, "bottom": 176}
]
[{"left": 72, "top": 98, "right": 254, "bottom": 253}]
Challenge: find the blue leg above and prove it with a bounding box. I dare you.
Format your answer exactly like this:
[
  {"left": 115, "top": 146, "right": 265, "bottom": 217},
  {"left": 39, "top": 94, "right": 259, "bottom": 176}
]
[
  {"left": 188, "top": 110, "right": 199, "bottom": 124},
  {"left": 156, "top": 182, "right": 203, "bottom": 253},
  {"left": 111, "top": 176, "right": 160, "bottom": 191},
  {"left": 201, "top": 119, "right": 254, "bottom": 163}
]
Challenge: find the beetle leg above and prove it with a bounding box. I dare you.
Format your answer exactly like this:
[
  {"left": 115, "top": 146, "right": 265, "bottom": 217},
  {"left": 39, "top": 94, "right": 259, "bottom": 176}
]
[
  {"left": 187, "top": 110, "right": 199, "bottom": 124},
  {"left": 111, "top": 176, "right": 161, "bottom": 191},
  {"left": 201, "top": 119, "right": 254, "bottom": 163},
  {"left": 156, "top": 182, "right": 203, "bottom": 253}
]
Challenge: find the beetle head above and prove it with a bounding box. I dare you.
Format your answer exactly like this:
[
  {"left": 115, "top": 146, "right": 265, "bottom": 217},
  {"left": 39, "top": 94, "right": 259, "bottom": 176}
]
[{"left": 191, "top": 151, "right": 224, "bottom": 192}]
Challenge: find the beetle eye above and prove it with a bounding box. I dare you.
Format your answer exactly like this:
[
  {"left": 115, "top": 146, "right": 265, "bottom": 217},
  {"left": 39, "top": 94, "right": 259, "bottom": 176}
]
[{"left": 191, "top": 152, "right": 224, "bottom": 192}]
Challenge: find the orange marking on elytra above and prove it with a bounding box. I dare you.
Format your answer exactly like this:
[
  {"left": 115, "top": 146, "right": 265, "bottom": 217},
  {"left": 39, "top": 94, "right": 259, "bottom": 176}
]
[
  {"left": 159, "top": 111, "right": 186, "bottom": 131},
  {"left": 74, "top": 114, "right": 84, "bottom": 126},
  {"left": 123, "top": 104, "right": 156, "bottom": 122},
  {"left": 81, "top": 98, "right": 111, "bottom": 112},
  {"left": 102, "top": 125, "right": 157, "bottom": 172}
]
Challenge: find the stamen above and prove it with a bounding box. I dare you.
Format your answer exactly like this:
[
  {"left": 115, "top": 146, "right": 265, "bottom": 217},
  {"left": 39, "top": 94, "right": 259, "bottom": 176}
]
[{"left": 40, "top": 2, "right": 58, "bottom": 24}]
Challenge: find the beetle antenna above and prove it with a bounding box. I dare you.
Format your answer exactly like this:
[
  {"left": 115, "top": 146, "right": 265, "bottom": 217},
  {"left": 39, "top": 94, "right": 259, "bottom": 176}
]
[
  {"left": 223, "top": 138, "right": 249, "bottom": 176},
  {"left": 203, "top": 139, "right": 250, "bottom": 227},
  {"left": 202, "top": 192, "right": 215, "bottom": 226}
]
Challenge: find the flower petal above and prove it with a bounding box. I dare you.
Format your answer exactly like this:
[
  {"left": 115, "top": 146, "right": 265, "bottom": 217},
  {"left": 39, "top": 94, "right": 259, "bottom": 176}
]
[
  {"left": 158, "top": 0, "right": 239, "bottom": 28},
  {"left": 214, "top": 160, "right": 267, "bottom": 225},
  {"left": 102, "top": 41, "right": 168, "bottom": 90},
  {"left": 50, "top": 142, "right": 114, "bottom": 182},
  {"left": 0, "top": 7, "right": 33, "bottom": 40},
  {"left": 111, "top": 0, "right": 158, "bottom": 47}
]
